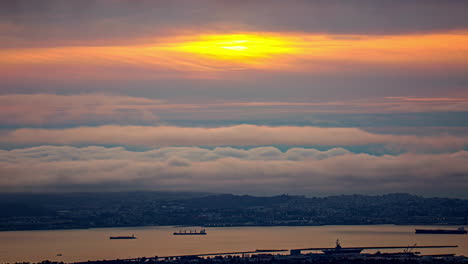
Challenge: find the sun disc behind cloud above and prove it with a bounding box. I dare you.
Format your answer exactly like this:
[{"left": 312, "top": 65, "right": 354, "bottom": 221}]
[{"left": 168, "top": 34, "right": 299, "bottom": 62}]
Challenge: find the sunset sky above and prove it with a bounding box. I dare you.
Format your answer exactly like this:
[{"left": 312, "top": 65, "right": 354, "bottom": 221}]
[{"left": 1, "top": 0, "right": 468, "bottom": 197}]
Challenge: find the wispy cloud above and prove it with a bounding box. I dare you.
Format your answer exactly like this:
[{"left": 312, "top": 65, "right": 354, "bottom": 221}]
[
  {"left": 386, "top": 97, "right": 468, "bottom": 102},
  {"left": 2, "top": 31, "right": 468, "bottom": 80},
  {"left": 1, "top": 94, "right": 468, "bottom": 127},
  {"left": 0, "top": 94, "right": 161, "bottom": 126},
  {"left": 2, "top": 0, "right": 468, "bottom": 47}
]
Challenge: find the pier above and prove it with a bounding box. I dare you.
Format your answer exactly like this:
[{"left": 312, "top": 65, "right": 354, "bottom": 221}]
[
  {"left": 72, "top": 243, "right": 460, "bottom": 264},
  {"left": 290, "top": 242, "right": 459, "bottom": 255}
]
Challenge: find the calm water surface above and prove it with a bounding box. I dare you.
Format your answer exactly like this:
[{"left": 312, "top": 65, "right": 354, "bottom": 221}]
[{"left": 1, "top": 225, "right": 467, "bottom": 263}]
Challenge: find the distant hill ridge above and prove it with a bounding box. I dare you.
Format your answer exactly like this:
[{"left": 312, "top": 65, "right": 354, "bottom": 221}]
[{"left": 0, "top": 192, "right": 467, "bottom": 231}]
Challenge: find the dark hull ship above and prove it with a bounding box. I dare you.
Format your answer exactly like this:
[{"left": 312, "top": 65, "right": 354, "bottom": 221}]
[
  {"left": 415, "top": 227, "right": 466, "bottom": 234},
  {"left": 109, "top": 234, "right": 137, "bottom": 239}
]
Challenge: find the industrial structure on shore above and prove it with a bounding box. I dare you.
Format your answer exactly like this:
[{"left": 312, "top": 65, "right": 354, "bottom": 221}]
[{"left": 72, "top": 241, "right": 462, "bottom": 264}]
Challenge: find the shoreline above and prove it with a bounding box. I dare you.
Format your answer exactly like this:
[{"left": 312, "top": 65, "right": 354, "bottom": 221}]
[{"left": 1, "top": 223, "right": 466, "bottom": 233}]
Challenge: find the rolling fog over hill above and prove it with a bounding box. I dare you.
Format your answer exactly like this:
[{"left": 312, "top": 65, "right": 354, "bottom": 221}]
[{"left": 1, "top": 192, "right": 467, "bottom": 231}]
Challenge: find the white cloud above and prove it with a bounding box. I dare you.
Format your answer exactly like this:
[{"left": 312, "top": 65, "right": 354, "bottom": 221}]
[
  {"left": 3, "top": 125, "right": 467, "bottom": 152},
  {"left": 1, "top": 146, "right": 467, "bottom": 197}
]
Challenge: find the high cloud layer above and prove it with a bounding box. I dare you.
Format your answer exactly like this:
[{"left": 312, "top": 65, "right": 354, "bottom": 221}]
[
  {"left": 2, "top": 125, "right": 468, "bottom": 153},
  {"left": 2, "top": 94, "right": 468, "bottom": 127},
  {"left": 1, "top": 146, "right": 467, "bottom": 197},
  {"left": 2, "top": 0, "right": 468, "bottom": 49},
  {"left": 2, "top": 31, "right": 468, "bottom": 81},
  {"left": 0, "top": 94, "right": 161, "bottom": 126}
]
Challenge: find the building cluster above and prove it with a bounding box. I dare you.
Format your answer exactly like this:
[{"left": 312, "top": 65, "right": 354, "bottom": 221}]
[{"left": 1, "top": 193, "right": 467, "bottom": 231}]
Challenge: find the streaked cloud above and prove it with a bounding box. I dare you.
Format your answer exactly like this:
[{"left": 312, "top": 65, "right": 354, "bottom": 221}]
[
  {"left": 2, "top": 0, "right": 468, "bottom": 49},
  {"left": 1, "top": 94, "right": 468, "bottom": 127},
  {"left": 385, "top": 97, "right": 468, "bottom": 102},
  {"left": 0, "top": 94, "right": 160, "bottom": 126},
  {"left": 2, "top": 31, "right": 467, "bottom": 80}
]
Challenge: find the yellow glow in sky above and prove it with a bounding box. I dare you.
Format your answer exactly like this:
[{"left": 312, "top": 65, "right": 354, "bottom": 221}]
[
  {"left": 167, "top": 34, "right": 300, "bottom": 61},
  {"left": 1, "top": 31, "right": 468, "bottom": 79}
]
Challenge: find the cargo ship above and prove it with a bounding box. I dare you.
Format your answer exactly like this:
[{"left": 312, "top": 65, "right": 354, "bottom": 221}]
[
  {"left": 109, "top": 234, "right": 137, "bottom": 239},
  {"left": 415, "top": 227, "right": 466, "bottom": 234},
  {"left": 173, "top": 229, "right": 207, "bottom": 235}
]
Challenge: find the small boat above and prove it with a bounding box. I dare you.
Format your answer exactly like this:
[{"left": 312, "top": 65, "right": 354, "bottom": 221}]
[
  {"left": 415, "top": 227, "right": 467, "bottom": 234},
  {"left": 109, "top": 234, "right": 137, "bottom": 239},
  {"left": 173, "top": 229, "right": 207, "bottom": 235}
]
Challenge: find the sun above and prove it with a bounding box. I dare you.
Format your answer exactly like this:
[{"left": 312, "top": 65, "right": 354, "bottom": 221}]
[{"left": 168, "top": 34, "right": 298, "bottom": 62}]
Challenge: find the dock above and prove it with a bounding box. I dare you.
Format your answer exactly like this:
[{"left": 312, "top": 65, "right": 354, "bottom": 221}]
[
  {"left": 72, "top": 243, "right": 460, "bottom": 264},
  {"left": 290, "top": 244, "right": 458, "bottom": 255}
]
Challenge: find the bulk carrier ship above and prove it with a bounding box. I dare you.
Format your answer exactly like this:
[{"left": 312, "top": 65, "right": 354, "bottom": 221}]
[{"left": 173, "top": 229, "right": 207, "bottom": 235}]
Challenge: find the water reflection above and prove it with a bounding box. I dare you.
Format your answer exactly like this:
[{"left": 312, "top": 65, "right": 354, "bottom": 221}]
[{"left": 0, "top": 225, "right": 466, "bottom": 263}]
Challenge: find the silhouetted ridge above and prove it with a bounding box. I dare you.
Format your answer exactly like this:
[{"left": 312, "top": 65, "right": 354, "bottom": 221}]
[{"left": 0, "top": 192, "right": 466, "bottom": 231}]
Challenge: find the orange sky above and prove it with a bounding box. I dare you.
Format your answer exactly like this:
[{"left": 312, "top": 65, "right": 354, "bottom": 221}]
[{"left": 2, "top": 31, "right": 468, "bottom": 79}]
